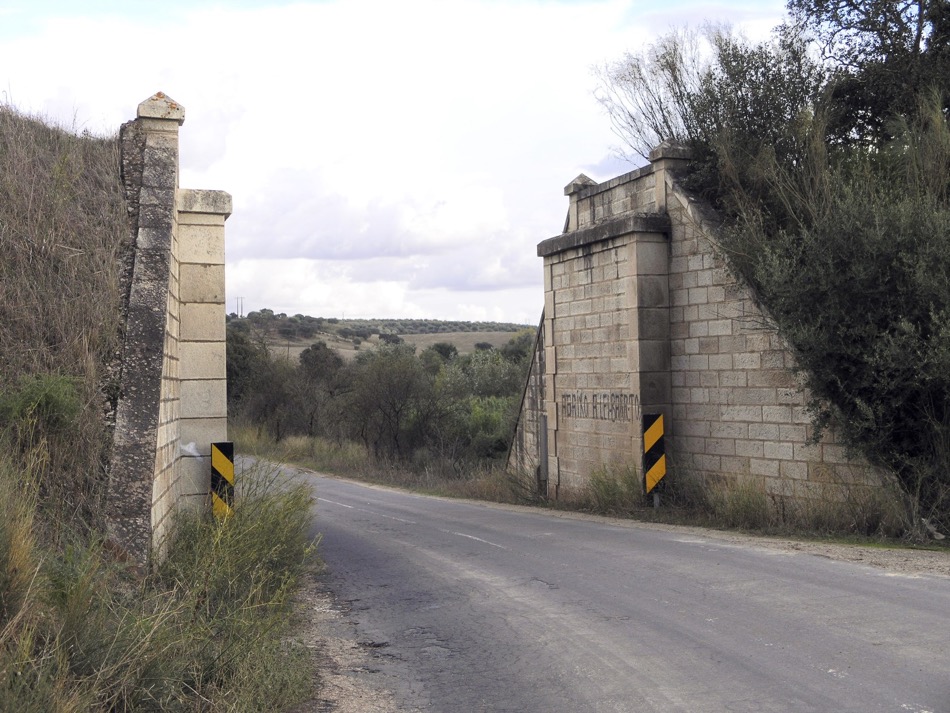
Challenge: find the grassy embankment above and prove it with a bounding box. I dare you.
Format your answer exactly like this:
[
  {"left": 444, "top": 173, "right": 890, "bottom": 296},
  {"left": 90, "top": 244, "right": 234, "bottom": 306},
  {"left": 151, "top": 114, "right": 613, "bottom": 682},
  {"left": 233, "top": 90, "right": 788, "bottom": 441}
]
[{"left": 0, "top": 105, "right": 316, "bottom": 710}]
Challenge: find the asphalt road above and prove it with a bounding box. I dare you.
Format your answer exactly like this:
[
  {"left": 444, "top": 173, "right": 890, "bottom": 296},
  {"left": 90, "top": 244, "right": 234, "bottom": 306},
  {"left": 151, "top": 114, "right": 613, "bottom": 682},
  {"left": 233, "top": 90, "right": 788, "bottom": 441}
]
[{"left": 302, "top": 471, "right": 950, "bottom": 713}]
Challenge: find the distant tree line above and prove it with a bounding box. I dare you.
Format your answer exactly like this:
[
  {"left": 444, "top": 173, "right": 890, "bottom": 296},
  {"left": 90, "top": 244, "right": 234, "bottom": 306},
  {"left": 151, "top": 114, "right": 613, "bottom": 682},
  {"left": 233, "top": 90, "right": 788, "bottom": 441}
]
[
  {"left": 226, "top": 311, "right": 530, "bottom": 342},
  {"left": 227, "top": 327, "right": 536, "bottom": 469}
]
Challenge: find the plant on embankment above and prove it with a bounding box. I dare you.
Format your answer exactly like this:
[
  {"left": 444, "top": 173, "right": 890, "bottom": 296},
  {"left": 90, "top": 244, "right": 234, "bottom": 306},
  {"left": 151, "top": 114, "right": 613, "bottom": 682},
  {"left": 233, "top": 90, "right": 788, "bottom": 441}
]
[
  {"left": 0, "top": 453, "right": 314, "bottom": 711},
  {"left": 0, "top": 104, "right": 316, "bottom": 709}
]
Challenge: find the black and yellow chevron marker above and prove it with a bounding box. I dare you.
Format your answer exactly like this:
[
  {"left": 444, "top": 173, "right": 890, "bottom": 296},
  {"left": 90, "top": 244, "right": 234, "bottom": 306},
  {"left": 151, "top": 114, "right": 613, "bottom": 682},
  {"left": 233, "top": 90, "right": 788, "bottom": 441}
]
[
  {"left": 643, "top": 413, "right": 667, "bottom": 495},
  {"left": 211, "top": 441, "right": 235, "bottom": 518}
]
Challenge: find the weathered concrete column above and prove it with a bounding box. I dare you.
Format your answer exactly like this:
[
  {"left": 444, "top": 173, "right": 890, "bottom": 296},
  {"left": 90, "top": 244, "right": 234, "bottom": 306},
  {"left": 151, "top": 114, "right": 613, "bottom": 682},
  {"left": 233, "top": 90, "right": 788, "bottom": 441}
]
[{"left": 176, "top": 189, "right": 231, "bottom": 509}]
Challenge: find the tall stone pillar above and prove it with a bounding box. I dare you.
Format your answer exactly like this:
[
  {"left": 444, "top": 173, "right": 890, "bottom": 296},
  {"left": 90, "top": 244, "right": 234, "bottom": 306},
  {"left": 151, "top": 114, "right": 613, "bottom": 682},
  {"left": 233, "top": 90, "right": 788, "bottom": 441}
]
[
  {"left": 108, "top": 92, "right": 184, "bottom": 565},
  {"left": 107, "top": 93, "right": 231, "bottom": 567},
  {"left": 176, "top": 189, "right": 231, "bottom": 510}
]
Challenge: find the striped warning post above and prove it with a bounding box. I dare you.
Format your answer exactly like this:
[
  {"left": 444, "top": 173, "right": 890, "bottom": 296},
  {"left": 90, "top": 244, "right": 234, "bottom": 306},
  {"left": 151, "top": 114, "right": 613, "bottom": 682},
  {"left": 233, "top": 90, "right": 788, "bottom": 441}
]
[
  {"left": 211, "top": 441, "right": 235, "bottom": 518},
  {"left": 642, "top": 413, "right": 667, "bottom": 495}
]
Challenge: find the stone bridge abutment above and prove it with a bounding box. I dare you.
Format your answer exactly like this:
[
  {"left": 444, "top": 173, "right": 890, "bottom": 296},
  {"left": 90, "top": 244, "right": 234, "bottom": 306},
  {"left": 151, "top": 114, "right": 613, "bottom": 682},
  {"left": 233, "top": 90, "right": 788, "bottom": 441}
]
[
  {"left": 509, "top": 144, "right": 887, "bottom": 506},
  {"left": 105, "top": 93, "right": 230, "bottom": 566}
]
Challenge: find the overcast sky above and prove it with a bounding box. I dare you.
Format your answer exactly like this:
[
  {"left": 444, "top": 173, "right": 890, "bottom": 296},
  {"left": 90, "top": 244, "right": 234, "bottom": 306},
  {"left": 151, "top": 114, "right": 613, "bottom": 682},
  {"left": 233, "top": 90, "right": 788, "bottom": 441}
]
[{"left": 1, "top": 0, "right": 785, "bottom": 324}]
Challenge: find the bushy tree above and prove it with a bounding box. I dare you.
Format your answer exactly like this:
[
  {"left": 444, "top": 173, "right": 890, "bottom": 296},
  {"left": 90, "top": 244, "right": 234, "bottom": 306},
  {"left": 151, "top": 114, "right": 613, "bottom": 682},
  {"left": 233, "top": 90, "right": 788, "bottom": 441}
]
[
  {"left": 344, "top": 344, "right": 437, "bottom": 459},
  {"left": 788, "top": 0, "right": 950, "bottom": 145},
  {"left": 298, "top": 341, "right": 347, "bottom": 438},
  {"left": 500, "top": 329, "right": 536, "bottom": 364},
  {"left": 596, "top": 25, "right": 824, "bottom": 209},
  {"left": 725, "top": 96, "right": 950, "bottom": 526}
]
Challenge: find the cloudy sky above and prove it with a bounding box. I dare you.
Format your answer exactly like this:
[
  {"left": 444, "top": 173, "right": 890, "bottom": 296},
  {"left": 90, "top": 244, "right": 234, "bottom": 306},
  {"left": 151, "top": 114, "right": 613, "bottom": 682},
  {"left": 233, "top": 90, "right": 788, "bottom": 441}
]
[{"left": 1, "top": 0, "right": 785, "bottom": 324}]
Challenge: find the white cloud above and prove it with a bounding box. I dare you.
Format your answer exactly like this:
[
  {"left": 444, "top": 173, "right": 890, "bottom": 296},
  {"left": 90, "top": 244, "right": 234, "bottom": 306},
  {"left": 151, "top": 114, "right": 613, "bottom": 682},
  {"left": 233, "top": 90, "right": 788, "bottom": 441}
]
[{"left": 0, "top": 0, "right": 786, "bottom": 323}]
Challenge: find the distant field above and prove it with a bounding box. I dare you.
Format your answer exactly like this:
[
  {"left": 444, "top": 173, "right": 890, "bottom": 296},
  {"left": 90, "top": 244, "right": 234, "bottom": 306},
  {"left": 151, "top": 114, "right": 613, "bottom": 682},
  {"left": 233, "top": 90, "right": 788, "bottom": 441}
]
[
  {"left": 266, "top": 330, "right": 527, "bottom": 362},
  {"left": 401, "top": 331, "right": 521, "bottom": 354}
]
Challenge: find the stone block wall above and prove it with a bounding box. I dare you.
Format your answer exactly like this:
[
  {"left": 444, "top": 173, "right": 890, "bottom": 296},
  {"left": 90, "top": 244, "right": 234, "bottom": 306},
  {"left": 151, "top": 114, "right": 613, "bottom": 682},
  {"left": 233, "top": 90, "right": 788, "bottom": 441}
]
[
  {"left": 107, "top": 93, "right": 230, "bottom": 566},
  {"left": 506, "top": 318, "right": 547, "bottom": 490},
  {"left": 176, "top": 190, "right": 231, "bottom": 516},
  {"left": 662, "top": 172, "right": 879, "bottom": 500},
  {"left": 508, "top": 145, "right": 885, "bottom": 503}
]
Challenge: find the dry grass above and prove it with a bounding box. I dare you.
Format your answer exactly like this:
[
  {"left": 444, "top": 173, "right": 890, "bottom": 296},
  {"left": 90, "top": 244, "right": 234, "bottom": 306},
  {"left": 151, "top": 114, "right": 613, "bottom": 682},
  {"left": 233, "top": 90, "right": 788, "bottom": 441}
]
[
  {"left": 0, "top": 105, "right": 126, "bottom": 529},
  {"left": 232, "top": 423, "right": 540, "bottom": 505},
  {"left": 0, "top": 453, "right": 314, "bottom": 712},
  {"left": 0, "top": 106, "right": 316, "bottom": 710}
]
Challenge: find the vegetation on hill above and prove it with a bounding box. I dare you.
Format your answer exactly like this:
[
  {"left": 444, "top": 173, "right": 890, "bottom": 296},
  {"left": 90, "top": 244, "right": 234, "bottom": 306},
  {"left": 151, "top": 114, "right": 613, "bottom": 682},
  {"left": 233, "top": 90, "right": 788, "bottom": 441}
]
[
  {"left": 597, "top": 0, "right": 950, "bottom": 534},
  {"left": 227, "top": 309, "right": 529, "bottom": 343},
  {"left": 0, "top": 107, "right": 313, "bottom": 709},
  {"left": 228, "top": 322, "right": 536, "bottom": 475}
]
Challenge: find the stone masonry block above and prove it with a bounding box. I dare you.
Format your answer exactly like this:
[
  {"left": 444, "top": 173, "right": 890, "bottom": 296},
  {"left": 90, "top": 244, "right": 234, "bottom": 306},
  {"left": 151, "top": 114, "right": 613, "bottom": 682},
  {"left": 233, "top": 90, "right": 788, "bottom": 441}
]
[
  {"left": 639, "top": 341, "right": 670, "bottom": 372},
  {"left": 750, "top": 458, "right": 780, "bottom": 477},
  {"left": 180, "top": 379, "right": 227, "bottom": 419},
  {"left": 706, "top": 438, "right": 736, "bottom": 456},
  {"left": 181, "top": 303, "right": 225, "bottom": 341},
  {"left": 761, "top": 351, "right": 786, "bottom": 369},
  {"left": 179, "top": 455, "right": 211, "bottom": 498},
  {"left": 138, "top": 92, "right": 185, "bottom": 122},
  {"left": 711, "top": 422, "right": 747, "bottom": 439},
  {"left": 688, "top": 287, "right": 708, "bottom": 305},
  {"left": 734, "top": 352, "right": 762, "bottom": 370},
  {"left": 780, "top": 461, "right": 808, "bottom": 480},
  {"left": 721, "top": 405, "right": 762, "bottom": 422},
  {"left": 180, "top": 341, "right": 225, "bottom": 379},
  {"left": 720, "top": 372, "right": 746, "bottom": 387},
  {"left": 763, "top": 441, "right": 793, "bottom": 460},
  {"left": 180, "top": 263, "right": 225, "bottom": 303},
  {"left": 636, "top": 308, "right": 669, "bottom": 340},
  {"left": 736, "top": 439, "right": 764, "bottom": 458},
  {"left": 720, "top": 456, "right": 751, "bottom": 474},
  {"left": 178, "top": 224, "right": 225, "bottom": 264},
  {"left": 177, "top": 188, "right": 232, "bottom": 217},
  {"left": 633, "top": 240, "right": 669, "bottom": 276},
  {"left": 749, "top": 423, "right": 780, "bottom": 440},
  {"left": 706, "top": 286, "right": 726, "bottom": 303},
  {"left": 689, "top": 321, "right": 709, "bottom": 337},
  {"left": 732, "top": 388, "right": 777, "bottom": 405},
  {"left": 179, "top": 417, "right": 228, "bottom": 455},
  {"left": 762, "top": 405, "right": 792, "bottom": 423}
]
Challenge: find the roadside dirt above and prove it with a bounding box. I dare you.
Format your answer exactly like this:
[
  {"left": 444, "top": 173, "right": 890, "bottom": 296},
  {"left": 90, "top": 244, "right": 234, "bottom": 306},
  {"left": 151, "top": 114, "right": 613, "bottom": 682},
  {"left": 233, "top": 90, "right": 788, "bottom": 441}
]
[
  {"left": 291, "top": 570, "right": 405, "bottom": 713},
  {"left": 290, "top": 505, "right": 949, "bottom": 712}
]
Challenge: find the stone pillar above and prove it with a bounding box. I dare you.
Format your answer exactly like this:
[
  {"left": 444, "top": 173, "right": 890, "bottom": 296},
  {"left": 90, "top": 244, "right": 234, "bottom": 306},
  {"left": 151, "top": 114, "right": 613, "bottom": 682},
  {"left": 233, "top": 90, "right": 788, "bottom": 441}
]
[
  {"left": 108, "top": 92, "right": 184, "bottom": 566},
  {"left": 628, "top": 231, "right": 672, "bottom": 463},
  {"left": 648, "top": 142, "right": 691, "bottom": 212},
  {"left": 563, "top": 174, "right": 598, "bottom": 232},
  {"left": 176, "top": 189, "right": 231, "bottom": 509}
]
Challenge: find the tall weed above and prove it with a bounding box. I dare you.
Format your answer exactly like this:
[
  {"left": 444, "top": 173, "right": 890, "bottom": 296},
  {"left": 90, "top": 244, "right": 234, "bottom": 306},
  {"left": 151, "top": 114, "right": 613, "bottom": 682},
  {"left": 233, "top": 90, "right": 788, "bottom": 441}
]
[{"left": 586, "top": 463, "right": 642, "bottom": 515}]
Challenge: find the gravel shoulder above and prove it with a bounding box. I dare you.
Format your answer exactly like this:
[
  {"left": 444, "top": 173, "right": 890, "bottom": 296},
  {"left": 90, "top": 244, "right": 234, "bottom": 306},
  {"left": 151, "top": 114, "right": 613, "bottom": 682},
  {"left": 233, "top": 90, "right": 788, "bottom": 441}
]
[{"left": 291, "top": 480, "right": 949, "bottom": 712}]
